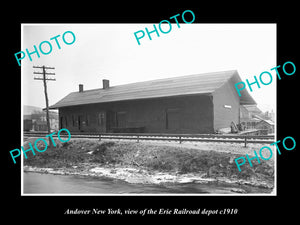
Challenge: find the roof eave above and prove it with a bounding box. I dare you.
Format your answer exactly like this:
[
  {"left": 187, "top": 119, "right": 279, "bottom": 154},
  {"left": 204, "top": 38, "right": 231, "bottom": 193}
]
[{"left": 48, "top": 92, "right": 214, "bottom": 109}]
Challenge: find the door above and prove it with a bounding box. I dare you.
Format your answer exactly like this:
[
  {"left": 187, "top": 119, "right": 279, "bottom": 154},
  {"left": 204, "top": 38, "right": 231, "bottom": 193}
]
[
  {"left": 60, "top": 116, "right": 63, "bottom": 130},
  {"left": 116, "top": 112, "right": 127, "bottom": 128},
  {"left": 166, "top": 108, "right": 180, "bottom": 131},
  {"left": 98, "top": 111, "right": 106, "bottom": 132},
  {"left": 78, "top": 115, "right": 83, "bottom": 131}
]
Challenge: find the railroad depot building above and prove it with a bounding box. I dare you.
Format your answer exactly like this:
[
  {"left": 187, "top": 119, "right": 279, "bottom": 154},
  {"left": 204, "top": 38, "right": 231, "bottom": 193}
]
[{"left": 49, "top": 70, "right": 256, "bottom": 134}]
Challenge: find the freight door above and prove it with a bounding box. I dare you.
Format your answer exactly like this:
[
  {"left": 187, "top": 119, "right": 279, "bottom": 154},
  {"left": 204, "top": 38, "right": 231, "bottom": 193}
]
[
  {"left": 98, "top": 111, "right": 106, "bottom": 133},
  {"left": 116, "top": 112, "right": 127, "bottom": 128},
  {"left": 166, "top": 108, "right": 180, "bottom": 131}
]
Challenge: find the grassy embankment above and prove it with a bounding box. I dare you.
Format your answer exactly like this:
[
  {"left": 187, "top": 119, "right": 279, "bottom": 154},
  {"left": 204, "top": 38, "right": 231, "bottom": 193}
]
[{"left": 24, "top": 138, "right": 274, "bottom": 187}]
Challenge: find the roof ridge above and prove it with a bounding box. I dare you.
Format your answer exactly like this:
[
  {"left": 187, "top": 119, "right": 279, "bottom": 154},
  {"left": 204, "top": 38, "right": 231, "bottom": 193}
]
[
  {"left": 74, "top": 70, "right": 238, "bottom": 93},
  {"left": 49, "top": 70, "right": 254, "bottom": 109}
]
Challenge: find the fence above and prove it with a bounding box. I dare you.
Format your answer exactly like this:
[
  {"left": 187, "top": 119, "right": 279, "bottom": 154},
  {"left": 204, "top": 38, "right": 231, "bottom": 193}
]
[
  {"left": 24, "top": 131, "right": 275, "bottom": 147},
  {"left": 98, "top": 133, "right": 274, "bottom": 147}
]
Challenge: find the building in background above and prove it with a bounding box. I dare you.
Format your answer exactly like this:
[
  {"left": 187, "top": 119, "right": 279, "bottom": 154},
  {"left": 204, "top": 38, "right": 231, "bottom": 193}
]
[
  {"left": 240, "top": 105, "right": 262, "bottom": 130},
  {"left": 23, "top": 105, "right": 59, "bottom": 131},
  {"left": 256, "top": 119, "right": 275, "bottom": 134},
  {"left": 240, "top": 104, "right": 275, "bottom": 134}
]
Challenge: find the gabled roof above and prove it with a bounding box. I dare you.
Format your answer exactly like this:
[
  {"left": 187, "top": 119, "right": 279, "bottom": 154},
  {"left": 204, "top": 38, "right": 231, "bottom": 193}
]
[
  {"left": 258, "top": 119, "right": 275, "bottom": 126},
  {"left": 244, "top": 105, "right": 263, "bottom": 114},
  {"left": 49, "top": 70, "right": 256, "bottom": 109}
]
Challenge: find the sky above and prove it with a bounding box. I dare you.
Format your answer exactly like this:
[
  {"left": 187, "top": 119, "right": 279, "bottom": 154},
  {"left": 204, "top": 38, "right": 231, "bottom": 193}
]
[{"left": 21, "top": 23, "right": 276, "bottom": 112}]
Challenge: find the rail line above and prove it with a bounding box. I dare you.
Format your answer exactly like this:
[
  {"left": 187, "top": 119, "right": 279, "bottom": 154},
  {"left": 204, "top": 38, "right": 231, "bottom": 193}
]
[{"left": 23, "top": 132, "right": 275, "bottom": 147}]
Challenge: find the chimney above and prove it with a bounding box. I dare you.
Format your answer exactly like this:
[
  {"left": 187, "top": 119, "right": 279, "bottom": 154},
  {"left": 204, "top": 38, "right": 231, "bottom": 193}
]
[
  {"left": 103, "top": 79, "right": 109, "bottom": 89},
  {"left": 79, "top": 84, "right": 83, "bottom": 92}
]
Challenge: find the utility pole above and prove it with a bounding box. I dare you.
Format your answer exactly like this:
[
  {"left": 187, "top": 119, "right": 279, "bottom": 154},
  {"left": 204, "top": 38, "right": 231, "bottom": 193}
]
[{"left": 33, "top": 66, "right": 56, "bottom": 147}]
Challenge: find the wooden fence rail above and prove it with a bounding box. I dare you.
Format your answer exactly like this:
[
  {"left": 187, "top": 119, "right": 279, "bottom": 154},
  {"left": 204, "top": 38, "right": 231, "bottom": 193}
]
[
  {"left": 24, "top": 132, "right": 275, "bottom": 147},
  {"left": 98, "top": 133, "right": 275, "bottom": 147}
]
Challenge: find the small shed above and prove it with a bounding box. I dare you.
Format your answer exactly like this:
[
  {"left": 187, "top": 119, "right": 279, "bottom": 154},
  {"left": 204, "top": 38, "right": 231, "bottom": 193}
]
[{"left": 256, "top": 119, "right": 275, "bottom": 134}]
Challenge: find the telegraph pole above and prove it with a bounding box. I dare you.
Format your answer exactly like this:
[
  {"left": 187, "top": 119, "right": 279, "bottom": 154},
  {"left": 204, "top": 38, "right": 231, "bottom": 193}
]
[{"left": 33, "top": 66, "right": 56, "bottom": 147}]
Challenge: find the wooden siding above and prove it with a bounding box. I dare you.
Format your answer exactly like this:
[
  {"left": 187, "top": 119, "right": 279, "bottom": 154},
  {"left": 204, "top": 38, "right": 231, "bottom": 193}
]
[
  {"left": 212, "top": 77, "right": 240, "bottom": 131},
  {"left": 58, "top": 94, "right": 214, "bottom": 134}
]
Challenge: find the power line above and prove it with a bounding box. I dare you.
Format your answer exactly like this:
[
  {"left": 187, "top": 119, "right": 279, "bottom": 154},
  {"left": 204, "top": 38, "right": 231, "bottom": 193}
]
[{"left": 33, "top": 65, "right": 56, "bottom": 147}]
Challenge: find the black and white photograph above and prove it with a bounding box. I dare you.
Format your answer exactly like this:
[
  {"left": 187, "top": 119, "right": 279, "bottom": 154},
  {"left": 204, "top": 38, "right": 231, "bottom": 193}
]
[
  {"left": 21, "top": 23, "right": 276, "bottom": 195},
  {"left": 4, "top": 5, "right": 298, "bottom": 221}
]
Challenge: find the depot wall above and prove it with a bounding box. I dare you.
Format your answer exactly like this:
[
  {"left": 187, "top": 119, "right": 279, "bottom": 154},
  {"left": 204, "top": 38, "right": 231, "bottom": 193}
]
[
  {"left": 58, "top": 95, "right": 215, "bottom": 134},
  {"left": 213, "top": 77, "right": 240, "bottom": 130}
]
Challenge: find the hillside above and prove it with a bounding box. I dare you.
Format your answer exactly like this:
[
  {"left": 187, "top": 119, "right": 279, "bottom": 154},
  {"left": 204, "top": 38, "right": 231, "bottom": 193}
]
[{"left": 23, "top": 105, "right": 43, "bottom": 115}]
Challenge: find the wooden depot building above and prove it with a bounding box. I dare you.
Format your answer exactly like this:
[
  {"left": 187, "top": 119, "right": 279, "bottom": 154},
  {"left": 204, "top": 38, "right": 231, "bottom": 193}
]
[{"left": 49, "top": 70, "right": 256, "bottom": 134}]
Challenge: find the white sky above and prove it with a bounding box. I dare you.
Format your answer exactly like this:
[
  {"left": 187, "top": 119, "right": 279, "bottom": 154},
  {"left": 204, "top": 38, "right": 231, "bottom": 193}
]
[{"left": 21, "top": 23, "right": 276, "bottom": 112}]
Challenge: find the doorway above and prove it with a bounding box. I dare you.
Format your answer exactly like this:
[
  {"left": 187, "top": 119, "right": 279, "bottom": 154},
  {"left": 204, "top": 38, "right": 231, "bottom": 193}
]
[
  {"left": 98, "top": 111, "right": 106, "bottom": 132},
  {"left": 166, "top": 108, "right": 180, "bottom": 131},
  {"left": 78, "top": 115, "right": 83, "bottom": 131}
]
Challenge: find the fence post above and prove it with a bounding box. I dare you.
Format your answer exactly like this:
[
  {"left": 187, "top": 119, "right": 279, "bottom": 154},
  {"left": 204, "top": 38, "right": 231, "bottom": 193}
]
[
  {"left": 137, "top": 135, "right": 139, "bottom": 143},
  {"left": 244, "top": 136, "right": 247, "bottom": 147},
  {"left": 179, "top": 136, "right": 182, "bottom": 144}
]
